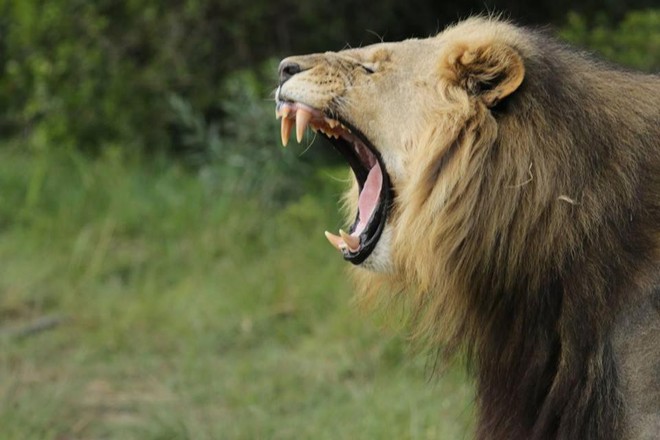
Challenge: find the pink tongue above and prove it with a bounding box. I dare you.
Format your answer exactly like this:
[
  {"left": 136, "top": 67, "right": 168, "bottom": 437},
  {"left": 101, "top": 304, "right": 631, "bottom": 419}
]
[{"left": 354, "top": 163, "right": 383, "bottom": 236}]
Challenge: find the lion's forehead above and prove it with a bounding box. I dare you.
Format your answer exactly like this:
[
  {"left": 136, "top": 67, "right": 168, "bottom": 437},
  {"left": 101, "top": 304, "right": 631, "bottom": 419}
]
[{"left": 336, "top": 38, "right": 441, "bottom": 65}]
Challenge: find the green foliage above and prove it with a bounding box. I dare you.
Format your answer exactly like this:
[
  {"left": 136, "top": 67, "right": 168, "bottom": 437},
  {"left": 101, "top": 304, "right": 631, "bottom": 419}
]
[
  {"left": 0, "top": 0, "right": 284, "bottom": 152},
  {"left": 560, "top": 9, "right": 660, "bottom": 71},
  {"left": 0, "top": 0, "right": 327, "bottom": 204},
  {"left": 3, "top": 1, "right": 145, "bottom": 148},
  {"left": 168, "top": 61, "right": 314, "bottom": 206},
  {"left": 3, "top": 1, "right": 657, "bottom": 155}
]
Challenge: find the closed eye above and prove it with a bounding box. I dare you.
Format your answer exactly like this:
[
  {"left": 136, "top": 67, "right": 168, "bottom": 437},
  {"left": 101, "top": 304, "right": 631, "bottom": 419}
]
[{"left": 362, "top": 63, "right": 376, "bottom": 74}]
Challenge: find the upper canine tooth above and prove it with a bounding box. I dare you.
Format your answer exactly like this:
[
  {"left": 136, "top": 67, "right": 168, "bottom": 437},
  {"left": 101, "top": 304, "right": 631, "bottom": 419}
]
[
  {"left": 281, "top": 117, "right": 294, "bottom": 147},
  {"left": 296, "top": 109, "right": 312, "bottom": 143},
  {"left": 339, "top": 229, "right": 360, "bottom": 251}
]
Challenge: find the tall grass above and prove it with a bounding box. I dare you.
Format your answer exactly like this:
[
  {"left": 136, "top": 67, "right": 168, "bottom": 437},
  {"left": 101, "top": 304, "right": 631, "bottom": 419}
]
[{"left": 0, "top": 142, "right": 473, "bottom": 439}]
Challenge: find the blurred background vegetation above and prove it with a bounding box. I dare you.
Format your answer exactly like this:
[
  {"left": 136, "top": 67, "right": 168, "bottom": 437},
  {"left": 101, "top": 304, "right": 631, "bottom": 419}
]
[{"left": 0, "top": 1, "right": 658, "bottom": 439}]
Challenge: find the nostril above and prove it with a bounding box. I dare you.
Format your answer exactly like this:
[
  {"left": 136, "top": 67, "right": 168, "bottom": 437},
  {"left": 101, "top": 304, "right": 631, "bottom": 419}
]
[{"left": 279, "top": 61, "right": 302, "bottom": 85}]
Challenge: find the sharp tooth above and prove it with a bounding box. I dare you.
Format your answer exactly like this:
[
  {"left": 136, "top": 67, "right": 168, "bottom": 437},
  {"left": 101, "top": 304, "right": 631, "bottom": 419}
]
[
  {"left": 339, "top": 229, "right": 360, "bottom": 251},
  {"left": 281, "top": 117, "right": 293, "bottom": 147},
  {"left": 325, "top": 118, "right": 339, "bottom": 128},
  {"left": 296, "top": 109, "right": 312, "bottom": 143},
  {"left": 324, "top": 231, "right": 345, "bottom": 252}
]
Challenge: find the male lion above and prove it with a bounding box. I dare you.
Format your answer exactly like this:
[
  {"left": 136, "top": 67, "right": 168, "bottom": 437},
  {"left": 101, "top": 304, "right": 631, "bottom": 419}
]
[{"left": 274, "top": 17, "right": 660, "bottom": 440}]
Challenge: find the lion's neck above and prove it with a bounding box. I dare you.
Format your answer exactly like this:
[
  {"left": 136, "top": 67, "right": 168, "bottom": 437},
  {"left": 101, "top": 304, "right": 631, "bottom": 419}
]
[
  {"left": 464, "top": 208, "right": 658, "bottom": 440},
  {"left": 470, "top": 276, "right": 617, "bottom": 440}
]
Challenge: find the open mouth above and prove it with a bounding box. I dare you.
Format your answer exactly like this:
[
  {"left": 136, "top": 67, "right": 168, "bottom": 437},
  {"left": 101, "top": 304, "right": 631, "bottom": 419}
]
[{"left": 275, "top": 100, "right": 393, "bottom": 265}]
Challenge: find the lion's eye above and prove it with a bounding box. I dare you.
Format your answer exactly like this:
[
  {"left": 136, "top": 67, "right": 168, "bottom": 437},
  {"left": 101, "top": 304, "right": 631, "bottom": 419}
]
[{"left": 361, "top": 63, "right": 376, "bottom": 74}]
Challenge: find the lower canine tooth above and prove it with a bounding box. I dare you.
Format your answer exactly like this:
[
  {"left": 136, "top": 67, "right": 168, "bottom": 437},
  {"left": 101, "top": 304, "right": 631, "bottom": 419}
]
[
  {"left": 324, "top": 231, "right": 344, "bottom": 252},
  {"left": 339, "top": 229, "right": 360, "bottom": 251}
]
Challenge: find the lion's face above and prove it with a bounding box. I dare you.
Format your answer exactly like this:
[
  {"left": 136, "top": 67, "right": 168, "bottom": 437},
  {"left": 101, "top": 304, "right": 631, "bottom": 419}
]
[{"left": 276, "top": 19, "right": 525, "bottom": 274}]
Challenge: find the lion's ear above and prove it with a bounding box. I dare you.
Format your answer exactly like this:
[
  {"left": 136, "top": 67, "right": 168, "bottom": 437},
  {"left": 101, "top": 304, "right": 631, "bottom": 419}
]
[{"left": 442, "top": 41, "right": 525, "bottom": 107}]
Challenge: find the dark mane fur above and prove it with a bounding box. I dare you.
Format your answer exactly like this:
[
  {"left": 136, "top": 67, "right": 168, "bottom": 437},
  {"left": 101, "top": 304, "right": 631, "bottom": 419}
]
[{"left": 456, "top": 30, "right": 660, "bottom": 440}]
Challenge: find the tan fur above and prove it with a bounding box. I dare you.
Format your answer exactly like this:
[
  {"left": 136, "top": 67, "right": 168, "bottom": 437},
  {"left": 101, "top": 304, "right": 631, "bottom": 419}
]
[{"left": 278, "top": 17, "right": 660, "bottom": 440}]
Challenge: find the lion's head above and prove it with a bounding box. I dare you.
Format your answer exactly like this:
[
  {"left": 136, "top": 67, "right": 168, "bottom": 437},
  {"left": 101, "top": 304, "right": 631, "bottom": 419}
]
[
  {"left": 276, "top": 16, "right": 660, "bottom": 440},
  {"left": 275, "top": 18, "right": 531, "bottom": 282}
]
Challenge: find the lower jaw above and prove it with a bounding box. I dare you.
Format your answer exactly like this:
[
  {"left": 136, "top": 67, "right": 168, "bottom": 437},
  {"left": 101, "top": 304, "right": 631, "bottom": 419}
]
[{"left": 348, "top": 225, "right": 394, "bottom": 273}]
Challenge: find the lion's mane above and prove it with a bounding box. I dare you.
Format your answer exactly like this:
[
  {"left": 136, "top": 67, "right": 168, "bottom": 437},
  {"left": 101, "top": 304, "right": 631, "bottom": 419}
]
[{"left": 353, "top": 19, "right": 660, "bottom": 440}]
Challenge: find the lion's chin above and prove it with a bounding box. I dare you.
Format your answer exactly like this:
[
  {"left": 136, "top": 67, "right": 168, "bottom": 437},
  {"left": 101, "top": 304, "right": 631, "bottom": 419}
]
[
  {"left": 275, "top": 99, "right": 394, "bottom": 266},
  {"left": 354, "top": 225, "right": 394, "bottom": 273}
]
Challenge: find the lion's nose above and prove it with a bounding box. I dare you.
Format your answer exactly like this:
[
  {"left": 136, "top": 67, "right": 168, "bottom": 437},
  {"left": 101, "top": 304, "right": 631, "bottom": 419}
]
[{"left": 278, "top": 60, "right": 302, "bottom": 85}]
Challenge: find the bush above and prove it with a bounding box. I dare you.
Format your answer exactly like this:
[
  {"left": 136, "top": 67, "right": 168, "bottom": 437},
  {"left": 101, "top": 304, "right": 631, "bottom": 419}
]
[
  {"left": 1, "top": 1, "right": 656, "bottom": 158},
  {"left": 169, "top": 61, "right": 314, "bottom": 207},
  {"left": 560, "top": 9, "right": 660, "bottom": 72},
  {"left": 0, "top": 0, "right": 284, "bottom": 152}
]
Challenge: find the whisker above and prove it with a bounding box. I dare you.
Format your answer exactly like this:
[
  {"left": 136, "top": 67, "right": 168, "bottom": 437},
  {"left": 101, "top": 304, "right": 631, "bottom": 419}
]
[{"left": 298, "top": 131, "right": 317, "bottom": 156}]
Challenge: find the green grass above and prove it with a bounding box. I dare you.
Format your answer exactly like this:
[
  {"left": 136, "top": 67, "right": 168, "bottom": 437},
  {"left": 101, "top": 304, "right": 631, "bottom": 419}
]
[{"left": 0, "top": 144, "right": 473, "bottom": 439}]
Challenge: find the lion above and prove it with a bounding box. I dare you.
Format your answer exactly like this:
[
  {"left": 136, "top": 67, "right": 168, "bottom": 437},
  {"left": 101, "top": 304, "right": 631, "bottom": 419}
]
[{"left": 274, "top": 17, "right": 660, "bottom": 440}]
